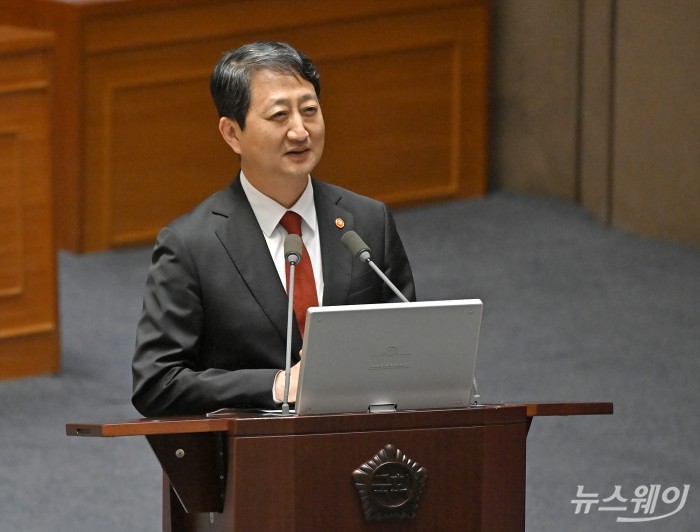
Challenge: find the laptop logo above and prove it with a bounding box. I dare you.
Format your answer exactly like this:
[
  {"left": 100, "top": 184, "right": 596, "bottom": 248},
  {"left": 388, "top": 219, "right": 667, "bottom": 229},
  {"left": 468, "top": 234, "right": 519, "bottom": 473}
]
[{"left": 369, "top": 347, "right": 412, "bottom": 370}]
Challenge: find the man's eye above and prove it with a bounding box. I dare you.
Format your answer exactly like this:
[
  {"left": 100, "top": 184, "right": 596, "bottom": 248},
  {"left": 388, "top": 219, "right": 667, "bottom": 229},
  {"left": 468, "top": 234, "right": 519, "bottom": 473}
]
[
  {"left": 303, "top": 106, "right": 318, "bottom": 116},
  {"left": 271, "top": 111, "right": 287, "bottom": 120}
]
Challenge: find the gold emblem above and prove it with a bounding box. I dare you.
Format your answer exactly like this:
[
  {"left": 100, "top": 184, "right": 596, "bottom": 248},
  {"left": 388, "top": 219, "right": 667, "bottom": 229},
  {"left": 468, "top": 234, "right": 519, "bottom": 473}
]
[
  {"left": 335, "top": 217, "right": 345, "bottom": 229},
  {"left": 353, "top": 444, "right": 427, "bottom": 521}
]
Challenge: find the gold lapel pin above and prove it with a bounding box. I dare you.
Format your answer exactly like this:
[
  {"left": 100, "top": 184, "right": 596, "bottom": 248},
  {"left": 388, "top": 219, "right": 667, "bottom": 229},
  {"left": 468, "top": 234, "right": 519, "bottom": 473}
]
[{"left": 335, "top": 217, "right": 345, "bottom": 229}]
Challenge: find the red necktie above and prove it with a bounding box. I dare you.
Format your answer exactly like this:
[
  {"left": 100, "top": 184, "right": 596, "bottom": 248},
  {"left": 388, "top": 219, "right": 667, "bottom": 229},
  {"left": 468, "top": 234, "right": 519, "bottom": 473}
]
[{"left": 279, "top": 211, "right": 318, "bottom": 337}]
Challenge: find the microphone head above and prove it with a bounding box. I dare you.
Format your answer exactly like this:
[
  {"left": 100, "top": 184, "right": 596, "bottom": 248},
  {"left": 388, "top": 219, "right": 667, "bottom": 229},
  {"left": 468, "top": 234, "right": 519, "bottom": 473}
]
[
  {"left": 341, "top": 231, "right": 371, "bottom": 262},
  {"left": 284, "top": 234, "right": 303, "bottom": 264}
]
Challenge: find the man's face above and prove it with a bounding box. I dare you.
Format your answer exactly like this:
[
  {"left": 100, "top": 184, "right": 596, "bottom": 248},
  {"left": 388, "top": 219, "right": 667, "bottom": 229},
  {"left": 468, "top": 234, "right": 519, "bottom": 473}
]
[{"left": 222, "top": 69, "right": 325, "bottom": 192}]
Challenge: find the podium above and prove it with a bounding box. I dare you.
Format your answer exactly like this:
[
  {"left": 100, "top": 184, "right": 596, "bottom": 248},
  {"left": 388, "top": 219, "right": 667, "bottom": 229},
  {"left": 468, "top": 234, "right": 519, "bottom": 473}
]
[{"left": 67, "top": 402, "right": 612, "bottom": 531}]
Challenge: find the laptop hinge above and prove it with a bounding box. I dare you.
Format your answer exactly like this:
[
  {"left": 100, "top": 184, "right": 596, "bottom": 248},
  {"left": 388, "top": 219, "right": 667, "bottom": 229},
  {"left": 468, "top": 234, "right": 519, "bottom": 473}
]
[{"left": 368, "top": 404, "right": 397, "bottom": 413}]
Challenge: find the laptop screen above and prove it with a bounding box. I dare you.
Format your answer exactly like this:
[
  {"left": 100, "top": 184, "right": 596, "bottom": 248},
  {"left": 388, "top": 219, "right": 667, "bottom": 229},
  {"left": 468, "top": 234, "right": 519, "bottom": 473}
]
[{"left": 295, "top": 299, "right": 482, "bottom": 415}]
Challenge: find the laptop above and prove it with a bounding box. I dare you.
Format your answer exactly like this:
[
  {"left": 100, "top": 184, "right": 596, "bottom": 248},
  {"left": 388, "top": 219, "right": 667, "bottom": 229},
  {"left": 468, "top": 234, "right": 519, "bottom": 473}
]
[{"left": 295, "top": 299, "right": 482, "bottom": 415}]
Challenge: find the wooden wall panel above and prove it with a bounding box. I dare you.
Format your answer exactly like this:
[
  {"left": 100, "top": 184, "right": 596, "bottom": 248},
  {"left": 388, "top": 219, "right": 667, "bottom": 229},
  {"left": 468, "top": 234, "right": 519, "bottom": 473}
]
[
  {"left": 83, "top": 40, "right": 230, "bottom": 248},
  {"left": 489, "top": 0, "right": 700, "bottom": 247},
  {"left": 316, "top": 44, "right": 456, "bottom": 204},
  {"left": 0, "top": 27, "right": 59, "bottom": 380},
  {"left": 488, "top": 0, "right": 580, "bottom": 200},
  {"left": 0, "top": 132, "right": 23, "bottom": 296},
  {"left": 0, "top": 0, "right": 490, "bottom": 251},
  {"left": 611, "top": 0, "right": 700, "bottom": 246},
  {"left": 579, "top": 0, "right": 614, "bottom": 223}
]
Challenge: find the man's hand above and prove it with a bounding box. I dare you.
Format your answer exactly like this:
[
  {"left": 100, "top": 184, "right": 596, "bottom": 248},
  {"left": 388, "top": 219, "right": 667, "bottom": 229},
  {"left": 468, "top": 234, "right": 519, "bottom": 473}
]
[{"left": 274, "top": 360, "right": 301, "bottom": 403}]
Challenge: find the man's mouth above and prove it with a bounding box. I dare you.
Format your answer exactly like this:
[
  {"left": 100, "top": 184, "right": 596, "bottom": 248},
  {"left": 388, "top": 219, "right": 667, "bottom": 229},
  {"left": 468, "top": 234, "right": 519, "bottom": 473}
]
[{"left": 286, "top": 146, "right": 311, "bottom": 156}]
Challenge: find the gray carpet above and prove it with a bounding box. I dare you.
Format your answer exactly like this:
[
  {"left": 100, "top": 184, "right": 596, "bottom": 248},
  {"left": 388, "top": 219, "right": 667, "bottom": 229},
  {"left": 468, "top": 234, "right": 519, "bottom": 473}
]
[{"left": 1, "top": 190, "right": 698, "bottom": 531}]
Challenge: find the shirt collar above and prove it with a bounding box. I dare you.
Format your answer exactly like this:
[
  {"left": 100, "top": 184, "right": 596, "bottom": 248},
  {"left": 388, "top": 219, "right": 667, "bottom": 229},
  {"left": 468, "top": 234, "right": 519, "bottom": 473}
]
[{"left": 239, "top": 171, "right": 317, "bottom": 237}]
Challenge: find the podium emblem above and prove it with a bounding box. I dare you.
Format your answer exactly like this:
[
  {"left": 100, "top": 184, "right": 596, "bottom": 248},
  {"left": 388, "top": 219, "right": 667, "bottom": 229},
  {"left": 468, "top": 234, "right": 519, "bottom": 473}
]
[{"left": 352, "top": 444, "right": 427, "bottom": 521}]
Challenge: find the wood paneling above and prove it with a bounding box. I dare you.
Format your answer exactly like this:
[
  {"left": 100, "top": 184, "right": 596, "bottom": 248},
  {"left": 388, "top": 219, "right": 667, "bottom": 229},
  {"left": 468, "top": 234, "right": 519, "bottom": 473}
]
[
  {"left": 0, "top": 26, "right": 59, "bottom": 379},
  {"left": 611, "top": 0, "right": 700, "bottom": 246},
  {"left": 489, "top": 0, "right": 580, "bottom": 200},
  {"left": 0, "top": 0, "right": 490, "bottom": 251},
  {"left": 579, "top": 0, "right": 614, "bottom": 223},
  {"left": 490, "top": 0, "right": 700, "bottom": 247}
]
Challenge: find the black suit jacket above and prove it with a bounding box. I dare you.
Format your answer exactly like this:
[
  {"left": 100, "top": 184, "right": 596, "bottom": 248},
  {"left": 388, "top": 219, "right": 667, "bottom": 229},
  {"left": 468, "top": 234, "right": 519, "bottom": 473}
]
[{"left": 132, "top": 176, "right": 415, "bottom": 416}]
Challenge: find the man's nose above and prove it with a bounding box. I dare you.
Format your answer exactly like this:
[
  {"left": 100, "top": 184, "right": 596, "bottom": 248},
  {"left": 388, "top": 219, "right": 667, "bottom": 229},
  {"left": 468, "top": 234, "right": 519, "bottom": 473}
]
[{"left": 287, "top": 113, "right": 309, "bottom": 141}]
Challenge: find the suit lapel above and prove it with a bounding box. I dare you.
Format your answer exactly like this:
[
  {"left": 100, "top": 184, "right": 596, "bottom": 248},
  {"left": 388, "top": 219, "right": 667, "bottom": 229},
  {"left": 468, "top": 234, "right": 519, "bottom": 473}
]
[
  {"left": 313, "top": 180, "right": 354, "bottom": 306},
  {"left": 212, "top": 178, "right": 354, "bottom": 345},
  {"left": 214, "top": 178, "right": 290, "bottom": 342}
]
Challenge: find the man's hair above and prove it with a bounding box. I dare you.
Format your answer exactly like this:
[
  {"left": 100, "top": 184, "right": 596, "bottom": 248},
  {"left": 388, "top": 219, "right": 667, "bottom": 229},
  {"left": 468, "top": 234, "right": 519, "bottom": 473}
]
[{"left": 210, "top": 41, "right": 321, "bottom": 129}]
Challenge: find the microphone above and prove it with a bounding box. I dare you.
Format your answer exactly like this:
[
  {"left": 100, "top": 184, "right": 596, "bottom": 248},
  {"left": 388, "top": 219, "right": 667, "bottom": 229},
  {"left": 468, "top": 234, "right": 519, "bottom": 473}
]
[
  {"left": 282, "top": 234, "right": 303, "bottom": 416},
  {"left": 341, "top": 231, "right": 409, "bottom": 303},
  {"left": 284, "top": 233, "right": 303, "bottom": 264},
  {"left": 340, "top": 230, "right": 371, "bottom": 262}
]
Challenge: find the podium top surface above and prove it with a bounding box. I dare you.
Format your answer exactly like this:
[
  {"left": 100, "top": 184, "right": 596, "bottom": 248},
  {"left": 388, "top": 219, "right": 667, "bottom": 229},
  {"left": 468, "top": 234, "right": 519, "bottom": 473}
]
[{"left": 66, "top": 402, "right": 613, "bottom": 438}]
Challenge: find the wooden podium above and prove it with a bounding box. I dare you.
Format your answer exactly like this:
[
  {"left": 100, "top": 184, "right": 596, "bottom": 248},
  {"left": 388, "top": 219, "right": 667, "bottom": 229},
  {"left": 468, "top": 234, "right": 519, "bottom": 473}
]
[{"left": 67, "top": 402, "right": 612, "bottom": 531}]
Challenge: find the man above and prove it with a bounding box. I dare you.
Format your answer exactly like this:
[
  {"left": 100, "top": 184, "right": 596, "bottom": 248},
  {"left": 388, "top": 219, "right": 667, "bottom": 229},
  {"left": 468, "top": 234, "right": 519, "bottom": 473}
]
[{"left": 132, "top": 42, "right": 415, "bottom": 417}]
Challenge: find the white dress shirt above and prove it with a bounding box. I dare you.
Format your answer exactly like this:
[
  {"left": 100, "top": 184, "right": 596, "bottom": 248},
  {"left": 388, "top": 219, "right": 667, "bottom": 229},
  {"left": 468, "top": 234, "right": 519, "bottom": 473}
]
[{"left": 239, "top": 172, "right": 324, "bottom": 306}]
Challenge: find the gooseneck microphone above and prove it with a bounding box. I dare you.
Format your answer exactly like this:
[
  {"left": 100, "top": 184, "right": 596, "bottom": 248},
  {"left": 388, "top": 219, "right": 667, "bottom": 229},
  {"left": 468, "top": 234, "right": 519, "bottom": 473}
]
[
  {"left": 341, "top": 231, "right": 409, "bottom": 303},
  {"left": 282, "top": 234, "right": 303, "bottom": 416},
  {"left": 284, "top": 234, "right": 302, "bottom": 265}
]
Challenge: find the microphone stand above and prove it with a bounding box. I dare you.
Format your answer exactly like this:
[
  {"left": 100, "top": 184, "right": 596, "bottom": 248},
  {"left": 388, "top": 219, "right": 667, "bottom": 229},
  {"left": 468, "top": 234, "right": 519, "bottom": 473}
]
[
  {"left": 281, "top": 259, "right": 295, "bottom": 416},
  {"left": 363, "top": 259, "right": 409, "bottom": 303},
  {"left": 341, "top": 231, "right": 408, "bottom": 303},
  {"left": 281, "top": 234, "right": 303, "bottom": 416}
]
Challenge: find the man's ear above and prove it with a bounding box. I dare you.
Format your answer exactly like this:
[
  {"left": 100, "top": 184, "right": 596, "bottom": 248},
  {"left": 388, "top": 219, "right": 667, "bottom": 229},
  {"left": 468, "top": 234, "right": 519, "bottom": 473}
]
[{"left": 218, "top": 117, "right": 242, "bottom": 155}]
